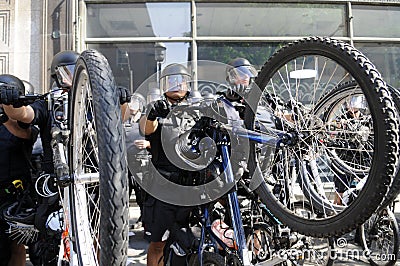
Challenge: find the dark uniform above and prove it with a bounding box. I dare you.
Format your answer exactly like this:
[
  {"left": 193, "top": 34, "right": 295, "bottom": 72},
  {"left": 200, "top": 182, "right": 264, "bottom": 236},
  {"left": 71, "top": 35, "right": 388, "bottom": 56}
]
[
  {"left": 29, "top": 100, "right": 53, "bottom": 173},
  {"left": 24, "top": 100, "right": 62, "bottom": 266},
  {"left": 142, "top": 120, "right": 193, "bottom": 242},
  {"left": 0, "top": 123, "right": 38, "bottom": 264}
]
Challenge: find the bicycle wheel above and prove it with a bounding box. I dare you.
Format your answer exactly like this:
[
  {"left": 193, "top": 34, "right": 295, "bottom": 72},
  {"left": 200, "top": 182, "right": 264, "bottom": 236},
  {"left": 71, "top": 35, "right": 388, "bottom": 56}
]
[
  {"left": 315, "top": 81, "right": 373, "bottom": 177},
  {"left": 315, "top": 82, "right": 400, "bottom": 210},
  {"left": 304, "top": 81, "right": 374, "bottom": 212},
  {"left": 360, "top": 207, "right": 399, "bottom": 266},
  {"left": 188, "top": 251, "right": 225, "bottom": 266},
  {"left": 68, "top": 49, "right": 129, "bottom": 265},
  {"left": 244, "top": 36, "right": 398, "bottom": 237}
]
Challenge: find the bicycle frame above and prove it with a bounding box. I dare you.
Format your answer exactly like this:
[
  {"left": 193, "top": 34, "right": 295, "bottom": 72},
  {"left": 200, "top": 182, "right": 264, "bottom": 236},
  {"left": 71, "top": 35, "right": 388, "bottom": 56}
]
[
  {"left": 181, "top": 95, "right": 337, "bottom": 266},
  {"left": 189, "top": 98, "right": 294, "bottom": 266}
]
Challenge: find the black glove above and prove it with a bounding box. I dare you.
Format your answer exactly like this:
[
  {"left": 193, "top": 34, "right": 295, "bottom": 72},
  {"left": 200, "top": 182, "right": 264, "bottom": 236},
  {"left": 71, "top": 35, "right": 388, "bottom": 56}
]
[
  {"left": 0, "top": 107, "right": 9, "bottom": 124},
  {"left": 235, "top": 84, "right": 247, "bottom": 95},
  {"left": 118, "top": 86, "right": 131, "bottom": 105},
  {"left": 225, "top": 84, "right": 247, "bottom": 102},
  {"left": 146, "top": 99, "right": 170, "bottom": 121},
  {"left": 0, "top": 85, "right": 23, "bottom": 108}
]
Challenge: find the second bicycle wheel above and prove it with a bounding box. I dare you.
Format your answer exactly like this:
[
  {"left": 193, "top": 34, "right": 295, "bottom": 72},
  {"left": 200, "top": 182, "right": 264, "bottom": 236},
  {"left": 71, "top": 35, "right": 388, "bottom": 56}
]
[
  {"left": 244, "top": 36, "right": 398, "bottom": 237},
  {"left": 360, "top": 207, "right": 399, "bottom": 266},
  {"left": 68, "top": 49, "right": 129, "bottom": 265}
]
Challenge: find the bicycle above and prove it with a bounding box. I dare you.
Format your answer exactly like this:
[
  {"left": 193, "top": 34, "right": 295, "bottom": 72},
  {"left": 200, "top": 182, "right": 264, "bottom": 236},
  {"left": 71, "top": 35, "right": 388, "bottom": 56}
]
[
  {"left": 19, "top": 49, "right": 129, "bottom": 266},
  {"left": 159, "top": 94, "right": 335, "bottom": 266},
  {"left": 240, "top": 184, "right": 336, "bottom": 266}
]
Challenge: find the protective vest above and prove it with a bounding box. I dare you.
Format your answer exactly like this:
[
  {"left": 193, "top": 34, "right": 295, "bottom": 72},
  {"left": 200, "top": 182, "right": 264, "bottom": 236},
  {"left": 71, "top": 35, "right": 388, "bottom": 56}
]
[{"left": 0, "top": 125, "right": 34, "bottom": 181}]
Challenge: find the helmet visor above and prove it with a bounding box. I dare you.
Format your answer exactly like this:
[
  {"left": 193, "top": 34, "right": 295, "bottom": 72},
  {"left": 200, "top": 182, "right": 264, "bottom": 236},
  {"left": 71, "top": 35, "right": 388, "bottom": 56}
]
[
  {"left": 128, "top": 95, "right": 145, "bottom": 112},
  {"left": 160, "top": 74, "right": 191, "bottom": 93},
  {"left": 55, "top": 64, "right": 75, "bottom": 88},
  {"left": 227, "top": 65, "right": 258, "bottom": 85}
]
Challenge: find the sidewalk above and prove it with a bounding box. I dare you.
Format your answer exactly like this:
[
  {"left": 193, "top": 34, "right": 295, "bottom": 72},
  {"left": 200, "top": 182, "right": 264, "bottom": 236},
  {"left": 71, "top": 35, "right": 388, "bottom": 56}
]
[{"left": 127, "top": 203, "right": 147, "bottom": 266}]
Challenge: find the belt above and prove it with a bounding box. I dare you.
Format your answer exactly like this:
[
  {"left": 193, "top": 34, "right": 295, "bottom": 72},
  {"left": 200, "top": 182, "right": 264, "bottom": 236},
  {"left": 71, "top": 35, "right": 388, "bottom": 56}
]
[{"left": 0, "top": 179, "right": 24, "bottom": 197}]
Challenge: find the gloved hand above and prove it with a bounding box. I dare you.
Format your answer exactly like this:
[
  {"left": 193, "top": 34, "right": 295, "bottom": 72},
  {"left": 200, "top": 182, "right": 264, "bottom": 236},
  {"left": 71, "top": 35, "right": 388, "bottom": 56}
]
[
  {"left": 225, "top": 84, "right": 247, "bottom": 102},
  {"left": 118, "top": 86, "right": 131, "bottom": 105},
  {"left": 234, "top": 84, "right": 248, "bottom": 95},
  {"left": 0, "top": 85, "right": 23, "bottom": 108},
  {"left": 146, "top": 99, "right": 170, "bottom": 121}
]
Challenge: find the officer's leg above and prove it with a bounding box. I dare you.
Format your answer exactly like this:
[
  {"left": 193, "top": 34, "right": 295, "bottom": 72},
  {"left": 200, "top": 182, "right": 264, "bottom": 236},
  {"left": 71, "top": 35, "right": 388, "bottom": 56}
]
[
  {"left": 0, "top": 221, "right": 12, "bottom": 266},
  {"left": 8, "top": 240, "right": 26, "bottom": 266}
]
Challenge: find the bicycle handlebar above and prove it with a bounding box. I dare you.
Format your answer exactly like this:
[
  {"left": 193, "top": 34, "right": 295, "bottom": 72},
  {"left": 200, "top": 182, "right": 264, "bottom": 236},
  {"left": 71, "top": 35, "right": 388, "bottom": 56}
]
[{"left": 18, "top": 94, "right": 46, "bottom": 105}]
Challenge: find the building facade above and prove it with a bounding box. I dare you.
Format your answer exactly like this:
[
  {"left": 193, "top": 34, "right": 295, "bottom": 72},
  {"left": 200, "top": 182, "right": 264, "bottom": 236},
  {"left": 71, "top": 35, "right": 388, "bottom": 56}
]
[{"left": 1, "top": 1, "right": 400, "bottom": 94}]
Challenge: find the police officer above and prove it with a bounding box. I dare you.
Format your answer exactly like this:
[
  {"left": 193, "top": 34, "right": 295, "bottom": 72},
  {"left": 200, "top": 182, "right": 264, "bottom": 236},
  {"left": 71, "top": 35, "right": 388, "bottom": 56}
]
[
  {"left": 0, "top": 74, "right": 38, "bottom": 266},
  {"left": 224, "top": 57, "right": 258, "bottom": 101},
  {"left": 220, "top": 57, "right": 258, "bottom": 120},
  {"left": 2, "top": 50, "right": 132, "bottom": 265},
  {"left": 125, "top": 92, "right": 149, "bottom": 225},
  {"left": 0, "top": 51, "right": 80, "bottom": 265},
  {"left": 139, "top": 63, "right": 193, "bottom": 266},
  {"left": 333, "top": 95, "right": 367, "bottom": 205}
]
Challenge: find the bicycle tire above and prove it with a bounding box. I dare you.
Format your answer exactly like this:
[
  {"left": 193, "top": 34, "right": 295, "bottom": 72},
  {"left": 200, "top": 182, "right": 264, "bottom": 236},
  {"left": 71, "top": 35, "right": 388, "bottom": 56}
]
[
  {"left": 68, "top": 49, "right": 129, "bottom": 265},
  {"left": 380, "top": 85, "right": 400, "bottom": 209},
  {"left": 360, "top": 207, "right": 399, "bottom": 266},
  {"left": 316, "top": 82, "right": 400, "bottom": 210},
  {"left": 315, "top": 81, "right": 373, "bottom": 177},
  {"left": 244, "top": 36, "right": 398, "bottom": 237},
  {"left": 188, "top": 251, "right": 225, "bottom": 266}
]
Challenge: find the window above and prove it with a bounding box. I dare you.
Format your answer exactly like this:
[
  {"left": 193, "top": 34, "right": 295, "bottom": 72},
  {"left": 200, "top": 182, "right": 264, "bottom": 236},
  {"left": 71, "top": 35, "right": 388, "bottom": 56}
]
[
  {"left": 84, "top": 2, "right": 400, "bottom": 97},
  {"left": 88, "top": 42, "right": 191, "bottom": 93},
  {"left": 87, "top": 3, "right": 191, "bottom": 38},
  {"left": 353, "top": 5, "right": 400, "bottom": 38},
  {"left": 356, "top": 43, "right": 400, "bottom": 87},
  {"left": 198, "top": 42, "right": 282, "bottom": 67},
  {"left": 196, "top": 3, "right": 346, "bottom": 37}
]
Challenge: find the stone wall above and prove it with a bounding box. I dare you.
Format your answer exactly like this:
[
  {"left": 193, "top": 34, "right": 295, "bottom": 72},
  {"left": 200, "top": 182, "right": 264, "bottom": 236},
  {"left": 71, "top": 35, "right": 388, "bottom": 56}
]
[{"left": 0, "top": 0, "right": 42, "bottom": 93}]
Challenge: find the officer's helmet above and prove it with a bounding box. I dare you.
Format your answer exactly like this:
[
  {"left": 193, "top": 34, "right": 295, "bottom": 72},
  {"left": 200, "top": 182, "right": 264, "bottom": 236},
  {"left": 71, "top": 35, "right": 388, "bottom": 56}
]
[
  {"left": 159, "top": 63, "right": 191, "bottom": 94},
  {"left": 226, "top": 58, "right": 257, "bottom": 86},
  {"left": 51, "top": 50, "right": 79, "bottom": 88},
  {"left": 0, "top": 74, "right": 25, "bottom": 94},
  {"left": 129, "top": 93, "right": 146, "bottom": 113}
]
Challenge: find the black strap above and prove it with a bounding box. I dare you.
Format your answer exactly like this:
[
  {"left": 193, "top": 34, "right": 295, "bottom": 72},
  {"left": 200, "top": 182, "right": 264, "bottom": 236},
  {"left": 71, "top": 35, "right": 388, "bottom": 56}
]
[{"left": 22, "top": 126, "right": 39, "bottom": 172}]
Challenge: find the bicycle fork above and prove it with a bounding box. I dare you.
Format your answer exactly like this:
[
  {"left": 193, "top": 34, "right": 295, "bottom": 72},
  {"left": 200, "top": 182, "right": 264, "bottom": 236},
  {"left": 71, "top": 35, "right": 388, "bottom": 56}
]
[{"left": 220, "top": 144, "right": 251, "bottom": 265}]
